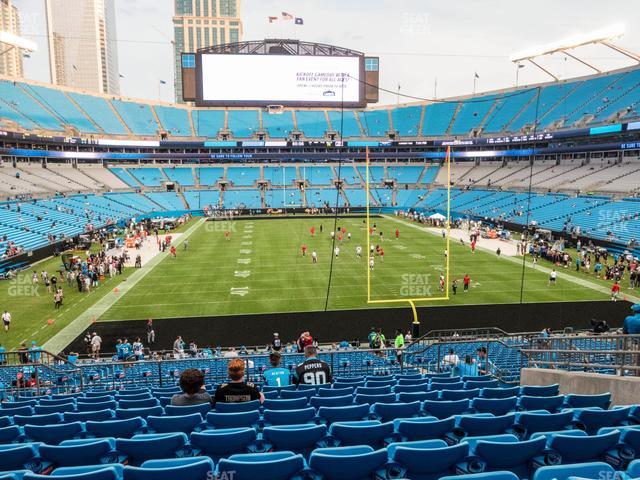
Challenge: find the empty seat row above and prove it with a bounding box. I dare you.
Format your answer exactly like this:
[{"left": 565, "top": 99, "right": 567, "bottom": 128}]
[{"left": 3, "top": 429, "right": 640, "bottom": 480}]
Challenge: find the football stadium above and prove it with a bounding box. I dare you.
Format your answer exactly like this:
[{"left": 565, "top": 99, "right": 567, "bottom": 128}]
[{"left": 0, "top": 1, "right": 639, "bottom": 478}]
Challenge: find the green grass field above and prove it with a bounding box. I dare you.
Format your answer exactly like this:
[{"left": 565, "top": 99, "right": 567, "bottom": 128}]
[
  {"left": 0, "top": 215, "right": 617, "bottom": 350},
  {"left": 99, "top": 215, "right": 609, "bottom": 320}
]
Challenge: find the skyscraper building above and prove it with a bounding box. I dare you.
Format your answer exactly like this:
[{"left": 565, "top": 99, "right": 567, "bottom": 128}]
[
  {"left": 45, "top": 0, "right": 120, "bottom": 94},
  {"left": 173, "top": 0, "right": 243, "bottom": 102},
  {"left": 0, "top": 0, "right": 24, "bottom": 77}
]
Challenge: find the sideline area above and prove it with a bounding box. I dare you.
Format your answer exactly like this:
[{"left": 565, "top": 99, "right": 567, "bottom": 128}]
[
  {"left": 42, "top": 218, "right": 206, "bottom": 354},
  {"left": 384, "top": 214, "right": 640, "bottom": 305}
]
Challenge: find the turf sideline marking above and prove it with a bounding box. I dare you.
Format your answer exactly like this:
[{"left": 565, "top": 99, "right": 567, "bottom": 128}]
[
  {"left": 383, "top": 214, "right": 640, "bottom": 305},
  {"left": 42, "top": 217, "right": 207, "bottom": 354}
]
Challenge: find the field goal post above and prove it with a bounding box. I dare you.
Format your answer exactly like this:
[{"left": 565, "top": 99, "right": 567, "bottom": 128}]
[{"left": 365, "top": 146, "right": 452, "bottom": 330}]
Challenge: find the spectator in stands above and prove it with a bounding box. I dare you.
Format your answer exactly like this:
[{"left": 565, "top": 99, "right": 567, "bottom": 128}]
[
  {"left": 476, "top": 347, "right": 493, "bottom": 375},
  {"left": 271, "top": 333, "right": 282, "bottom": 352},
  {"left": 623, "top": 303, "right": 640, "bottom": 334},
  {"left": 441, "top": 348, "right": 459, "bottom": 370},
  {"left": 213, "top": 358, "right": 263, "bottom": 406},
  {"left": 297, "top": 331, "right": 313, "bottom": 353},
  {"left": 293, "top": 345, "right": 332, "bottom": 385},
  {"left": 394, "top": 329, "right": 405, "bottom": 364},
  {"left": 146, "top": 319, "right": 155, "bottom": 344},
  {"left": 263, "top": 352, "right": 290, "bottom": 387},
  {"left": 173, "top": 335, "right": 184, "bottom": 358},
  {"left": 171, "top": 368, "right": 213, "bottom": 407},
  {"left": 0, "top": 344, "right": 5, "bottom": 365},
  {"left": 457, "top": 355, "right": 479, "bottom": 377},
  {"left": 90, "top": 332, "right": 102, "bottom": 359}
]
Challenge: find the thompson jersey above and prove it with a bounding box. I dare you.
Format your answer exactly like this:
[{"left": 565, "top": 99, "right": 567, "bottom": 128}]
[{"left": 293, "top": 357, "right": 332, "bottom": 385}]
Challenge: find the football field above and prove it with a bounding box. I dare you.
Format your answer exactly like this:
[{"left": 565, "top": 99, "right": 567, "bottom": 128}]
[{"left": 98, "top": 215, "right": 609, "bottom": 321}]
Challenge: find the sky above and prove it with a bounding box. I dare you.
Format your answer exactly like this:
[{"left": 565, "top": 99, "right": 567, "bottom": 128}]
[{"left": 11, "top": 0, "right": 640, "bottom": 105}]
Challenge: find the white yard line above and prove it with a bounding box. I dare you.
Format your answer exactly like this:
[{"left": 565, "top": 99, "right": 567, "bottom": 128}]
[
  {"left": 42, "top": 218, "right": 206, "bottom": 354},
  {"left": 383, "top": 214, "right": 640, "bottom": 304}
]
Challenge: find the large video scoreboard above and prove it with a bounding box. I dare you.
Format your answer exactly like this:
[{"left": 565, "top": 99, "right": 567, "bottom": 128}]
[{"left": 181, "top": 40, "right": 379, "bottom": 107}]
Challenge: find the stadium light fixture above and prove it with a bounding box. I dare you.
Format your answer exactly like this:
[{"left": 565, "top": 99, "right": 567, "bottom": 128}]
[
  {"left": 508, "top": 23, "right": 637, "bottom": 81},
  {"left": 0, "top": 31, "right": 38, "bottom": 53},
  {"left": 509, "top": 23, "right": 625, "bottom": 63}
]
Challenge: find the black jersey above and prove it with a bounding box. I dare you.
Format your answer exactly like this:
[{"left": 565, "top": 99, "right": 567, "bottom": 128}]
[
  {"left": 293, "top": 357, "right": 332, "bottom": 385},
  {"left": 212, "top": 382, "right": 261, "bottom": 406}
]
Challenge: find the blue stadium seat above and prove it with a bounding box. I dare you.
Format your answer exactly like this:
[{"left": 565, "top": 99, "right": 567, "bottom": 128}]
[
  {"left": 599, "top": 425, "right": 640, "bottom": 461},
  {"left": 64, "top": 409, "right": 114, "bottom": 423},
  {"left": 441, "top": 389, "right": 481, "bottom": 401},
  {"left": 573, "top": 407, "right": 632, "bottom": 435},
  {"left": 394, "top": 384, "right": 432, "bottom": 394},
  {"left": 396, "top": 416, "right": 456, "bottom": 441},
  {"left": 432, "top": 382, "right": 465, "bottom": 391},
  {"left": 164, "top": 404, "right": 211, "bottom": 417},
  {"left": 546, "top": 430, "right": 621, "bottom": 464},
  {"left": 206, "top": 411, "right": 260, "bottom": 429},
  {"left": 279, "top": 390, "right": 315, "bottom": 401},
  {"left": 217, "top": 452, "right": 306, "bottom": 480},
  {"left": 532, "top": 462, "right": 615, "bottom": 480},
  {"left": 317, "top": 404, "right": 370, "bottom": 424},
  {"left": 261, "top": 424, "right": 328, "bottom": 456},
  {"left": 39, "top": 398, "right": 77, "bottom": 406},
  {"left": 467, "top": 380, "right": 500, "bottom": 390},
  {"left": 564, "top": 393, "right": 611, "bottom": 410},
  {"left": 0, "top": 444, "right": 44, "bottom": 472},
  {"left": 190, "top": 428, "right": 257, "bottom": 460},
  {"left": 371, "top": 401, "right": 421, "bottom": 422},
  {"left": 115, "top": 433, "right": 189, "bottom": 466},
  {"left": 518, "top": 395, "right": 565, "bottom": 413},
  {"left": 514, "top": 411, "right": 574, "bottom": 439},
  {"left": 85, "top": 417, "right": 145, "bottom": 439},
  {"left": 0, "top": 407, "right": 33, "bottom": 417},
  {"left": 520, "top": 385, "right": 560, "bottom": 397},
  {"left": 365, "top": 380, "right": 397, "bottom": 388},
  {"left": 308, "top": 445, "right": 388, "bottom": 479},
  {"left": 472, "top": 397, "right": 518, "bottom": 416},
  {"left": 452, "top": 414, "right": 516, "bottom": 441},
  {"left": 263, "top": 407, "right": 316, "bottom": 426},
  {"left": 442, "top": 473, "right": 519, "bottom": 480},
  {"left": 310, "top": 395, "right": 353, "bottom": 409},
  {"left": 146, "top": 413, "right": 203, "bottom": 434},
  {"left": 481, "top": 387, "right": 521, "bottom": 399},
  {"left": 39, "top": 439, "right": 117, "bottom": 468},
  {"left": 397, "top": 391, "right": 440, "bottom": 403},
  {"left": 0, "top": 425, "right": 23, "bottom": 444},
  {"left": 423, "top": 399, "right": 471, "bottom": 419},
  {"left": 627, "top": 459, "right": 640, "bottom": 479},
  {"left": 14, "top": 413, "right": 63, "bottom": 426},
  {"left": 356, "top": 386, "right": 392, "bottom": 395},
  {"left": 263, "top": 398, "right": 308, "bottom": 411},
  {"left": 214, "top": 400, "right": 261, "bottom": 413},
  {"left": 462, "top": 435, "right": 547, "bottom": 478},
  {"left": 354, "top": 393, "right": 396, "bottom": 405},
  {"left": 76, "top": 396, "right": 114, "bottom": 404},
  {"left": 387, "top": 439, "right": 469, "bottom": 479},
  {"left": 328, "top": 420, "right": 395, "bottom": 448},
  {"left": 118, "top": 399, "right": 158, "bottom": 410},
  {"left": 334, "top": 377, "right": 365, "bottom": 384},
  {"left": 318, "top": 387, "right": 354, "bottom": 397},
  {"left": 123, "top": 457, "right": 214, "bottom": 480},
  {"left": 23, "top": 466, "right": 121, "bottom": 480},
  {"left": 116, "top": 407, "right": 163, "bottom": 420},
  {"left": 34, "top": 403, "right": 76, "bottom": 415},
  {"left": 76, "top": 401, "right": 117, "bottom": 412},
  {"left": 24, "top": 422, "right": 83, "bottom": 445}
]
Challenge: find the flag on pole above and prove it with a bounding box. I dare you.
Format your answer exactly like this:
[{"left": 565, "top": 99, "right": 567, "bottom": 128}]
[
  {"left": 119, "top": 74, "right": 125, "bottom": 78},
  {"left": 294, "top": 17, "right": 304, "bottom": 25},
  {"left": 159, "top": 80, "right": 167, "bottom": 85},
  {"left": 268, "top": 15, "right": 278, "bottom": 23},
  {"left": 282, "top": 11, "right": 294, "bottom": 20},
  {"left": 474, "top": 72, "right": 480, "bottom": 79}
]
